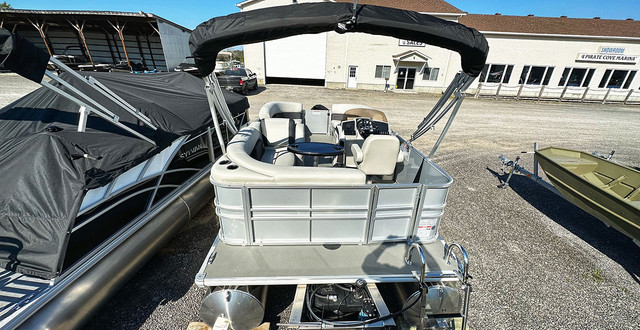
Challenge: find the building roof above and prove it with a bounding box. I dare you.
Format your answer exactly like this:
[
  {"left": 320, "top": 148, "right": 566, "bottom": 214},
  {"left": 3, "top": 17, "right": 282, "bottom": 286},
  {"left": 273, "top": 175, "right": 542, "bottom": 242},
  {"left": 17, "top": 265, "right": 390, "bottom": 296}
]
[
  {"left": 460, "top": 14, "right": 640, "bottom": 38},
  {"left": 335, "top": 0, "right": 464, "bottom": 14},
  {"left": 0, "top": 8, "right": 191, "bottom": 32}
]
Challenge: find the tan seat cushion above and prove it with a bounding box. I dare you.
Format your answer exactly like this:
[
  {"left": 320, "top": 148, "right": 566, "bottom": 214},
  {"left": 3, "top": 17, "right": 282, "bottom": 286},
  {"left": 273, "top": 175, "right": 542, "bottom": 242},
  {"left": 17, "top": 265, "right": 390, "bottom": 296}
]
[{"left": 343, "top": 108, "right": 388, "bottom": 122}]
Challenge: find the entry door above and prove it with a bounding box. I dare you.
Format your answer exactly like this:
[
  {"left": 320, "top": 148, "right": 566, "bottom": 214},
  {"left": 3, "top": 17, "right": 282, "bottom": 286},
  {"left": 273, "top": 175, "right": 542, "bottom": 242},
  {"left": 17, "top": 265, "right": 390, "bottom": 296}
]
[
  {"left": 396, "top": 67, "right": 417, "bottom": 89},
  {"left": 347, "top": 66, "right": 358, "bottom": 89}
]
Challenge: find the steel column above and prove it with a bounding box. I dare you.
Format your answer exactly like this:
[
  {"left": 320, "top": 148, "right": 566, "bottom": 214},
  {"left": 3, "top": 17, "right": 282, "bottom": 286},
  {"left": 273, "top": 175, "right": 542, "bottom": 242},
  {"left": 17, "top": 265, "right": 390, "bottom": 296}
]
[
  {"left": 28, "top": 18, "right": 53, "bottom": 56},
  {"left": 68, "top": 19, "right": 95, "bottom": 67},
  {"left": 109, "top": 20, "right": 131, "bottom": 69}
]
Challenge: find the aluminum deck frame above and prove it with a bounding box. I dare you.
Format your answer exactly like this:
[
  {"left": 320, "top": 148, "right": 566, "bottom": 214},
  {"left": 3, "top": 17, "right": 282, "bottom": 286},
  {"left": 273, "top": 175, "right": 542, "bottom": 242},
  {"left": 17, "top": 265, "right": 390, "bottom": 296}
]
[{"left": 195, "top": 236, "right": 461, "bottom": 287}]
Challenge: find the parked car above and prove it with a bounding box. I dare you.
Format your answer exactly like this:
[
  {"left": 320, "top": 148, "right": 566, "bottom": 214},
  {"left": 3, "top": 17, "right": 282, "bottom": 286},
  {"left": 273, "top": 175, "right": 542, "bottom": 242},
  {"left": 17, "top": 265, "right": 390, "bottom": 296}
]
[{"left": 218, "top": 68, "right": 258, "bottom": 95}]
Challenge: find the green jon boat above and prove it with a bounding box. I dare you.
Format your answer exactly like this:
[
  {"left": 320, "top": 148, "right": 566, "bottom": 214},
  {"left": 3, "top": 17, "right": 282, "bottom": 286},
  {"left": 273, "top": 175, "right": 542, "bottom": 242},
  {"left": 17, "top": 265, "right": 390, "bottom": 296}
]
[{"left": 535, "top": 147, "right": 640, "bottom": 244}]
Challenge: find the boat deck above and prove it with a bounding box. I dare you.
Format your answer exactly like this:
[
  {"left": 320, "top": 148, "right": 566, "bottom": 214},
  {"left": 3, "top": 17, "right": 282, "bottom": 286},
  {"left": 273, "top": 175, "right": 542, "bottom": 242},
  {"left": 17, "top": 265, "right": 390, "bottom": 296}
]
[
  {"left": 196, "top": 236, "right": 460, "bottom": 287},
  {"left": 0, "top": 270, "right": 50, "bottom": 323}
]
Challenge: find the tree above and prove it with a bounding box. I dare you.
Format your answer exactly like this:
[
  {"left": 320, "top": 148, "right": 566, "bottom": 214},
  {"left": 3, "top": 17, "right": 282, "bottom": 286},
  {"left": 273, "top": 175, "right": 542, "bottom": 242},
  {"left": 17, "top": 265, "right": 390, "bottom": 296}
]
[
  {"left": 0, "top": 2, "right": 12, "bottom": 9},
  {"left": 232, "top": 50, "right": 244, "bottom": 64}
]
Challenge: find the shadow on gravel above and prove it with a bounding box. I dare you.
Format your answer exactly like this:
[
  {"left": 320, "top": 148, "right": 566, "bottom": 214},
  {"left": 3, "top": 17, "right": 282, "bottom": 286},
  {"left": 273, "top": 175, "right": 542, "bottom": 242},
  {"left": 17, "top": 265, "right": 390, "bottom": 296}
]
[
  {"left": 246, "top": 86, "right": 268, "bottom": 96},
  {"left": 487, "top": 167, "right": 640, "bottom": 285},
  {"left": 83, "top": 203, "right": 219, "bottom": 330}
]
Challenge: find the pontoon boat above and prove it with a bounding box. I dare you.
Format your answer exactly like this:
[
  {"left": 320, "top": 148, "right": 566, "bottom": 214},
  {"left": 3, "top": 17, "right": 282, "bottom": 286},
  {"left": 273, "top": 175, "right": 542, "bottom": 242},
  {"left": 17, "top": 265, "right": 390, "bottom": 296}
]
[
  {"left": 0, "top": 29, "right": 248, "bottom": 328},
  {"left": 189, "top": 2, "right": 488, "bottom": 329}
]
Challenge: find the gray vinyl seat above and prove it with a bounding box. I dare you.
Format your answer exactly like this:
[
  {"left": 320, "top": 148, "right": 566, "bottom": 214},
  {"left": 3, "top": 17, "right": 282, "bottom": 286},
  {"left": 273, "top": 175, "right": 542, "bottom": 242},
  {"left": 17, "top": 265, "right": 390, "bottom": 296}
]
[
  {"left": 258, "top": 118, "right": 304, "bottom": 166},
  {"left": 351, "top": 135, "right": 401, "bottom": 176}
]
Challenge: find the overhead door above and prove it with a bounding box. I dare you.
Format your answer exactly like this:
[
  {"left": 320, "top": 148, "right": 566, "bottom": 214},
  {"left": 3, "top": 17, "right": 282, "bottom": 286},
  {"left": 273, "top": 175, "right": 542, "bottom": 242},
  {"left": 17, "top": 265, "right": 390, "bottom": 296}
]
[{"left": 264, "top": 33, "right": 327, "bottom": 80}]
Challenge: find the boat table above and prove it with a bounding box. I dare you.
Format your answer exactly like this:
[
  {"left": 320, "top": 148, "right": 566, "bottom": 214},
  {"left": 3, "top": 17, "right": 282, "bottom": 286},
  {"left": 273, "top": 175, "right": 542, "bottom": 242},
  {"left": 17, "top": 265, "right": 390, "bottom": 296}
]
[
  {"left": 287, "top": 142, "right": 344, "bottom": 166},
  {"left": 196, "top": 237, "right": 461, "bottom": 287}
]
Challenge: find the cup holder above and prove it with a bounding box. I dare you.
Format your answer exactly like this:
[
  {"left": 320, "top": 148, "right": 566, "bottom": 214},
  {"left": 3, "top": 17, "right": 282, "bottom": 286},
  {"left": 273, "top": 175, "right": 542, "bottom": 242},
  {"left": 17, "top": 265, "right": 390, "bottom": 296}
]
[
  {"left": 219, "top": 159, "right": 231, "bottom": 165},
  {"left": 227, "top": 164, "right": 239, "bottom": 170}
]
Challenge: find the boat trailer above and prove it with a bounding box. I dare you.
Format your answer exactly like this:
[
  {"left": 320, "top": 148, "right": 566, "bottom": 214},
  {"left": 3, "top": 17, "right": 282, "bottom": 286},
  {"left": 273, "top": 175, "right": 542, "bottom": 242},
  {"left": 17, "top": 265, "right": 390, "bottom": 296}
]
[{"left": 498, "top": 142, "right": 618, "bottom": 193}]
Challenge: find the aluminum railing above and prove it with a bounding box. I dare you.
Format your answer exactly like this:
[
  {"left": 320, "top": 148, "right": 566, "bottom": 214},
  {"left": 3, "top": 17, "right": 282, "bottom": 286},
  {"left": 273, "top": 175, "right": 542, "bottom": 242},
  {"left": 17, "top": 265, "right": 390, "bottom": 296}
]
[{"left": 474, "top": 82, "right": 640, "bottom": 105}]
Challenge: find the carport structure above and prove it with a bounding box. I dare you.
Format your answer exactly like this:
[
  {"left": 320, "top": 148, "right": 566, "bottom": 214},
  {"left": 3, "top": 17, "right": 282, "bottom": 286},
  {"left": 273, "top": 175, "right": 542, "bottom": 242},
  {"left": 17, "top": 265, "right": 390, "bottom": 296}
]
[{"left": 0, "top": 9, "right": 191, "bottom": 72}]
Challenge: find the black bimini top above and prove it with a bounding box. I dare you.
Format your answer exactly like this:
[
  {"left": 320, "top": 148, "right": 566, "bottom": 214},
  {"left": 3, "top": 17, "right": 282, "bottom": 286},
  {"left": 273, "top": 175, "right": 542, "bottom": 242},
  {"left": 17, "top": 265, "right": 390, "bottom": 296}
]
[{"left": 189, "top": 2, "right": 489, "bottom": 77}]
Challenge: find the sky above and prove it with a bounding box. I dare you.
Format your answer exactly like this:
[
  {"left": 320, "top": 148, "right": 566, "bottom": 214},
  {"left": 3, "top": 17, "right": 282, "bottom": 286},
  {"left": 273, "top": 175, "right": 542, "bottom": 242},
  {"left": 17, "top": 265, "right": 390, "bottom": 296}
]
[{"left": 9, "top": 0, "right": 640, "bottom": 30}]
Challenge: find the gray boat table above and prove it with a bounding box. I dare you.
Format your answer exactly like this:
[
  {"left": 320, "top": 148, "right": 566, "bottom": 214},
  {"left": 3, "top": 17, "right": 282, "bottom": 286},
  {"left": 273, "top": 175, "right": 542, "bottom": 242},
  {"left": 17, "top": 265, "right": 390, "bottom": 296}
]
[{"left": 196, "top": 236, "right": 461, "bottom": 286}]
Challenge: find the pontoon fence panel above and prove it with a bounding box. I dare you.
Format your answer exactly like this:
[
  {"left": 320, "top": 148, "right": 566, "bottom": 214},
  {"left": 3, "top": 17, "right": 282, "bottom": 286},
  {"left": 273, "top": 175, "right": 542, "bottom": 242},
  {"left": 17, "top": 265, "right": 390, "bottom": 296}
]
[{"left": 212, "top": 151, "right": 452, "bottom": 246}]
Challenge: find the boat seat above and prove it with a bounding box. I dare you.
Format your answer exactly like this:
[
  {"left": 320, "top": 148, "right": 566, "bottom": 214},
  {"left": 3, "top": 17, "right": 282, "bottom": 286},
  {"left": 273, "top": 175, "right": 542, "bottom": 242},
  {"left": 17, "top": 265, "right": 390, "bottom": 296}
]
[
  {"left": 211, "top": 122, "right": 366, "bottom": 185},
  {"left": 308, "top": 133, "right": 337, "bottom": 143},
  {"left": 258, "top": 101, "right": 304, "bottom": 125},
  {"left": 343, "top": 108, "right": 388, "bottom": 122},
  {"left": 331, "top": 104, "right": 373, "bottom": 128},
  {"left": 351, "top": 135, "right": 401, "bottom": 176},
  {"left": 555, "top": 157, "right": 599, "bottom": 175},
  {"left": 258, "top": 118, "right": 304, "bottom": 166}
]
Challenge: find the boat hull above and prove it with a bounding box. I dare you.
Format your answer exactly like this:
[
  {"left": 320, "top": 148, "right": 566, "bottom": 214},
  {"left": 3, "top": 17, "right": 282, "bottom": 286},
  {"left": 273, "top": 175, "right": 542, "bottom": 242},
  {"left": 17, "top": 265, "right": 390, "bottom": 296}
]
[{"left": 536, "top": 147, "right": 640, "bottom": 243}]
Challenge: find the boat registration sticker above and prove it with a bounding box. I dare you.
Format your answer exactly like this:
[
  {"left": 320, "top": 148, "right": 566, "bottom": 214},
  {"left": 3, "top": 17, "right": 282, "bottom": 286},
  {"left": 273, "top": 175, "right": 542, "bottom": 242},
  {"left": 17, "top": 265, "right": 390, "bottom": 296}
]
[{"left": 417, "top": 218, "right": 438, "bottom": 237}]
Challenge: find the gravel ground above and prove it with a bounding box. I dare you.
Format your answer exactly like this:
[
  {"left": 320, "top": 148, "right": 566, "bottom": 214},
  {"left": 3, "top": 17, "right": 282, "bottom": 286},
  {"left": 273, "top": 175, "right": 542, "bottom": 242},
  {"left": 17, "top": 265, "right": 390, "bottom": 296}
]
[{"left": 1, "top": 74, "right": 639, "bottom": 329}]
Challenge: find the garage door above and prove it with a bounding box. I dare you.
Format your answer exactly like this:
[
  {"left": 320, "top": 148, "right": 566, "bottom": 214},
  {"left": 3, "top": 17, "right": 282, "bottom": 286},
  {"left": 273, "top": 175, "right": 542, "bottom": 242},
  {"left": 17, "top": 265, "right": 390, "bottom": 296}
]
[{"left": 264, "top": 33, "right": 327, "bottom": 80}]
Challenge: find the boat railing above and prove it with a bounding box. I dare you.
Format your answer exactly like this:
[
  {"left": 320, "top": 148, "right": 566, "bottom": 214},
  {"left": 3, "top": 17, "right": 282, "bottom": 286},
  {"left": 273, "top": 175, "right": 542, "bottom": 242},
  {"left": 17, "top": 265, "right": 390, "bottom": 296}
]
[
  {"left": 41, "top": 57, "right": 159, "bottom": 145},
  {"left": 212, "top": 142, "right": 453, "bottom": 246}
]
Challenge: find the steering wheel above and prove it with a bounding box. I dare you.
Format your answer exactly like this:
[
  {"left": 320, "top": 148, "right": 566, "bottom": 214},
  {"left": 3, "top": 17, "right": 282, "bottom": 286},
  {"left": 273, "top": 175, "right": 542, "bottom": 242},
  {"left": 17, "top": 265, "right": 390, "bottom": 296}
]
[{"left": 356, "top": 118, "right": 375, "bottom": 139}]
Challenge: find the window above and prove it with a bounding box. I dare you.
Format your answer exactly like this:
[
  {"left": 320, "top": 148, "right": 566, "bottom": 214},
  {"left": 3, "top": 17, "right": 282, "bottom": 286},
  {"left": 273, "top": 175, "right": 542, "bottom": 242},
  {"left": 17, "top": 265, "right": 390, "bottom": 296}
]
[
  {"left": 375, "top": 65, "right": 391, "bottom": 79},
  {"left": 422, "top": 67, "right": 439, "bottom": 81},
  {"left": 559, "top": 68, "right": 595, "bottom": 87},
  {"left": 519, "top": 66, "right": 554, "bottom": 85},
  {"left": 479, "top": 64, "right": 514, "bottom": 84},
  {"left": 599, "top": 69, "right": 637, "bottom": 89}
]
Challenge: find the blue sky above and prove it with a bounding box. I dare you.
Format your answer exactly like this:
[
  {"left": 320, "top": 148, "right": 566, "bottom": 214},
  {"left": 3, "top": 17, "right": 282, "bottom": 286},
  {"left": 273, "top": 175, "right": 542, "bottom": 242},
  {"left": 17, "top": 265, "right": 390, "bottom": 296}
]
[{"left": 10, "top": 0, "right": 640, "bottom": 30}]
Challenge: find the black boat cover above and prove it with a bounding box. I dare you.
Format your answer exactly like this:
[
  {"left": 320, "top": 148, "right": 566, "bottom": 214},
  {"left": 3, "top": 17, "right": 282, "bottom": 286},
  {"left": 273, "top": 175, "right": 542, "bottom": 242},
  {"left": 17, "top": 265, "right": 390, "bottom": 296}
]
[
  {"left": 190, "top": 2, "right": 488, "bottom": 77},
  {"left": 0, "top": 28, "right": 50, "bottom": 83},
  {"left": 0, "top": 71, "right": 248, "bottom": 278}
]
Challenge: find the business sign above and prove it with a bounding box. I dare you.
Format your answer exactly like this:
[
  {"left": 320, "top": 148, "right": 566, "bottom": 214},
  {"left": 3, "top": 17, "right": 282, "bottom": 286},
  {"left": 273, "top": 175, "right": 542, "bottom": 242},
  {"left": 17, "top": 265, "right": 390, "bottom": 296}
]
[
  {"left": 576, "top": 53, "right": 639, "bottom": 64},
  {"left": 598, "top": 46, "right": 625, "bottom": 54},
  {"left": 399, "top": 40, "right": 426, "bottom": 47}
]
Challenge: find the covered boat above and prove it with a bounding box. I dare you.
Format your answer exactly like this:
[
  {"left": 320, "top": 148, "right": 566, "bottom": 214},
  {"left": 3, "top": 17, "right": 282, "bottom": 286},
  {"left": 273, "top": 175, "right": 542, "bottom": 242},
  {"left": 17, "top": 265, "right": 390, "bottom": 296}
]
[
  {"left": 536, "top": 147, "right": 640, "bottom": 244},
  {"left": 0, "top": 29, "right": 248, "bottom": 328},
  {"left": 189, "top": 2, "right": 488, "bottom": 329}
]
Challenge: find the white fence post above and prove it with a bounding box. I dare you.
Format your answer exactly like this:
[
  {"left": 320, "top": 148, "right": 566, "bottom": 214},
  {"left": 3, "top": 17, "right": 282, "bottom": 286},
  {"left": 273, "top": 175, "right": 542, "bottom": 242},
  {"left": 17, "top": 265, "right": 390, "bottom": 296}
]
[
  {"left": 537, "top": 85, "right": 545, "bottom": 101},
  {"left": 559, "top": 85, "right": 568, "bottom": 102},
  {"left": 623, "top": 89, "right": 634, "bottom": 105},
  {"left": 602, "top": 88, "right": 612, "bottom": 105},
  {"left": 516, "top": 84, "right": 524, "bottom": 100},
  {"left": 581, "top": 87, "right": 589, "bottom": 103}
]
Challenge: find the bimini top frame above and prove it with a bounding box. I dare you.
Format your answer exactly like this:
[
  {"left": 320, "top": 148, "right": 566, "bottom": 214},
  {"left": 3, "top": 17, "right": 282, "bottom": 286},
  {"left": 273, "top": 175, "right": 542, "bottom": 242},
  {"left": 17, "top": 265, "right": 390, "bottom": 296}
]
[
  {"left": 190, "top": 2, "right": 488, "bottom": 158},
  {"left": 189, "top": 2, "right": 488, "bottom": 78},
  {"left": 0, "top": 28, "right": 158, "bottom": 145}
]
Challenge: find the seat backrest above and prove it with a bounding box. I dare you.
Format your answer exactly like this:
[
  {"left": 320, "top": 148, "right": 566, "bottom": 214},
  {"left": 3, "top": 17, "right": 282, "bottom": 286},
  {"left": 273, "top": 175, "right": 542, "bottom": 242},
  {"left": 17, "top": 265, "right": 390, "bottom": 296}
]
[
  {"left": 343, "top": 109, "right": 388, "bottom": 122},
  {"left": 353, "top": 135, "right": 400, "bottom": 176},
  {"left": 260, "top": 118, "right": 295, "bottom": 147},
  {"left": 331, "top": 104, "right": 373, "bottom": 128},
  {"left": 258, "top": 101, "right": 303, "bottom": 121}
]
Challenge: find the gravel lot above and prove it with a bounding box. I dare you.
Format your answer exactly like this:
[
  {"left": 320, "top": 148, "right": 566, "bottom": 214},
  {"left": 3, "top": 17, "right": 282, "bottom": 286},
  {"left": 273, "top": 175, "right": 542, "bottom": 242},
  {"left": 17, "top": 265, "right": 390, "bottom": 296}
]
[{"left": 2, "top": 73, "right": 639, "bottom": 329}]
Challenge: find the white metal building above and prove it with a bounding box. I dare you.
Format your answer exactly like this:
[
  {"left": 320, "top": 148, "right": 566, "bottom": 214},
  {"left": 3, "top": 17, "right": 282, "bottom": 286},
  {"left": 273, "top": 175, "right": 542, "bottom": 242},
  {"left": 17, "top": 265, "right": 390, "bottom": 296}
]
[{"left": 238, "top": 0, "right": 640, "bottom": 103}]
